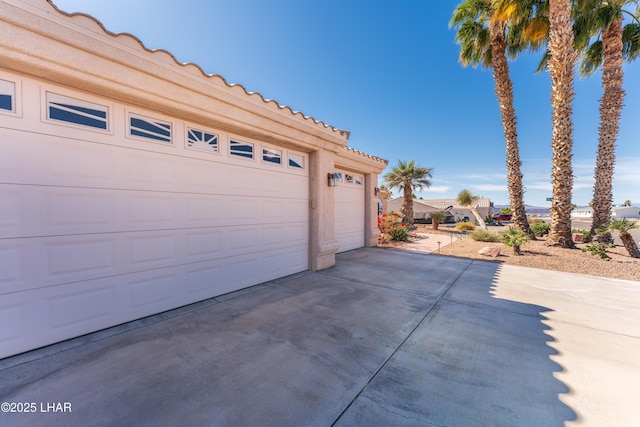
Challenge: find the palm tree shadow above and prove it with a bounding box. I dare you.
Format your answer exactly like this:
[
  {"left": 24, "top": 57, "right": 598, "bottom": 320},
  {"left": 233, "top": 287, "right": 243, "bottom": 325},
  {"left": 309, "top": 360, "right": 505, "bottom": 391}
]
[
  {"left": 333, "top": 251, "right": 578, "bottom": 425},
  {"left": 435, "top": 260, "right": 577, "bottom": 424}
]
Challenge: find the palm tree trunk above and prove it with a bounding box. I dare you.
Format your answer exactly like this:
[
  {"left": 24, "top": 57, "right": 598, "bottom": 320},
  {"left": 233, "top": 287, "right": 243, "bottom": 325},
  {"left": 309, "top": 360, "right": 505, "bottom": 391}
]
[
  {"left": 490, "top": 20, "right": 534, "bottom": 239},
  {"left": 620, "top": 232, "right": 640, "bottom": 258},
  {"left": 546, "top": 0, "right": 577, "bottom": 248},
  {"left": 590, "top": 18, "right": 624, "bottom": 244},
  {"left": 470, "top": 206, "right": 488, "bottom": 230},
  {"left": 402, "top": 185, "right": 414, "bottom": 225}
]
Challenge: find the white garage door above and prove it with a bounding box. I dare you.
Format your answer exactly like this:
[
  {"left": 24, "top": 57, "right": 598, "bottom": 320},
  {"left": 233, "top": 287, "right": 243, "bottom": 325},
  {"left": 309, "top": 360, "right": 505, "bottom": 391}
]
[
  {"left": 334, "top": 170, "right": 365, "bottom": 253},
  {"left": 0, "top": 74, "right": 309, "bottom": 358}
]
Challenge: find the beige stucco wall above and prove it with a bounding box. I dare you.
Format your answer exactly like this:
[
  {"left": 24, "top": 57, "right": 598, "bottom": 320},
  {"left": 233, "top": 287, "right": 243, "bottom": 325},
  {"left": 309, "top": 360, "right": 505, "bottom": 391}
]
[{"left": 0, "top": 0, "right": 387, "bottom": 270}]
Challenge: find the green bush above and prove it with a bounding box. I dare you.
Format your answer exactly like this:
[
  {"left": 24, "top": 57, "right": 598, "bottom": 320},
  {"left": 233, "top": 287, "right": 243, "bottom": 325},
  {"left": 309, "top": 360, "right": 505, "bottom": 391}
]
[
  {"left": 572, "top": 228, "right": 591, "bottom": 243},
  {"left": 455, "top": 221, "right": 476, "bottom": 231},
  {"left": 502, "top": 226, "right": 529, "bottom": 255},
  {"left": 389, "top": 226, "right": 409, "bottom": 242},
  {"left": 469, "top": 229, "right": 501, "bottom": 242},
  {"left": 582, "top": 242, "right": 614, "bottom": 260},
  {"left": 530, "top": 221, "right": 550, "bottom": 237}
]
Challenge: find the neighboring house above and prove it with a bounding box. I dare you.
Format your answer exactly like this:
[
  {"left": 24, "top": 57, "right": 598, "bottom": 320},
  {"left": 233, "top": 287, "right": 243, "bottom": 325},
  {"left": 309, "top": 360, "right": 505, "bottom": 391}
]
[
  {"left": 572, "top": 206, "right": 640, "bottom": 219},
  {"left": 572, "top": 207, "right": 594, "bottom": 218},
  {"left": 611, "top": 206, "right": 640, "bottom": 219},
  {"left": 386, "top": 197, "right": 493, "bottom": 224},
  {"left": 0, "top": 0, "right": 387, "bottom": 358}
]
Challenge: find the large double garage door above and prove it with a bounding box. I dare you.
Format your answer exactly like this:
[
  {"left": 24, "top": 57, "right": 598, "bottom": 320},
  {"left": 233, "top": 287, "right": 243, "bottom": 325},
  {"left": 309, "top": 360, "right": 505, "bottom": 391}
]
[{"left": 0, "top": 75, "right": 309, "bottom": 357}]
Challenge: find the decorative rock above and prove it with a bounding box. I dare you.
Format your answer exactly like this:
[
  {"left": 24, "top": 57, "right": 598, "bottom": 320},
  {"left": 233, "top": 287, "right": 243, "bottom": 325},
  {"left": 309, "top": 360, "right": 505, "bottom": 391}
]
[
  {"left": 572, "top": 233, "right": 584, "bottom": 243},
  {"left": 478, "top": 246, "right": 501, "bottom": 257}
]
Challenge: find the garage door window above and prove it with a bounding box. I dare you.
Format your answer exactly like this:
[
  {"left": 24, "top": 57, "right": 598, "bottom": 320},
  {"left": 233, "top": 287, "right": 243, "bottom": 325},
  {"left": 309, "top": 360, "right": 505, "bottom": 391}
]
[
  {"left": 129, "top": 113, "right": 172, "bottom": 143},
  {"left": 186, "top": 127, "right": 218, "bottom": 153},
  {"left": 345, "top": 174, "right": 353, "bottom": 184},
  {"left": 262, "top": 147, "right": 282, "bottom": 165},
  {"left": 230, "top": 139, "right": 254, "bottom": 159},
  {"left": 0, "top": 79, "right": 15, "bottom": 113},
  {"left": 355, "top": 176, "right": 363, "bottom": 185},
  {"left": 46, "top": 92, "right": 108, "bottom": 130},
  {"left": 288, "top": 152, "right": 304, "bottom": 169}
]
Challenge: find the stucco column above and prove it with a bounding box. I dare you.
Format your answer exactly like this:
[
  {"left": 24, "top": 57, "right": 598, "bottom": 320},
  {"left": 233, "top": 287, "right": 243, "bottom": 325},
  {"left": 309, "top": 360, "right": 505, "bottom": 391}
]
[
  {"left": 364, "top": 173, "right": 381, "bottom": 247},
  {"left": 379, "top": 189, "right": 391, "bottom": 215},
  {"left": 309, "top": 149, "right": 339, "bottom": 270}
]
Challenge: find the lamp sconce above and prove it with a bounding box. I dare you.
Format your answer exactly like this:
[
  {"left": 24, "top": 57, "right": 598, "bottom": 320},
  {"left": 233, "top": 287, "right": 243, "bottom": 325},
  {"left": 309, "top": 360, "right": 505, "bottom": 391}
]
[
  {"left": 327, "top": 173, "right": 337, "bottom": 187},
  {"left": 374, "top": 187, "right": 380, "bottom": 196}
]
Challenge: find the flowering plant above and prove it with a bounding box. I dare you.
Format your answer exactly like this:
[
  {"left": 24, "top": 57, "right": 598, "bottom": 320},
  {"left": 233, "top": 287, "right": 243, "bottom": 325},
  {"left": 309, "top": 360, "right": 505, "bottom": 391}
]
[{"left": 378, "top": 212, "right": 409, "bottom": 242}]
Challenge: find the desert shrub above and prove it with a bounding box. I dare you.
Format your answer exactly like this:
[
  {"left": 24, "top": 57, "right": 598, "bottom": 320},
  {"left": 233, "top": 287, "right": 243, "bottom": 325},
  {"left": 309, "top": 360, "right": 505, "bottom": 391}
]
[
  {"left": 572, "top": 228, "right": 591, "bottom": 243},
  {"left": 582, "top": 242, "right": 615, "bottom": 260},
  {"left": 378, "top": 212, "right": 409, "bottom": 242},
  {"left": 455, "top": 221, "right": 476, "bottom": 231},
  {"left": 530, "top": 221, "right": 550, "bottom": 237},
  {"left": 389, "top": 226, "right": 409, "bottom": 242},
  {"left": 502, "top": 226, "right": 529, "bottom": 255},
  {"left": 469, "top": 229, "right": 501, "bottom": 242}
]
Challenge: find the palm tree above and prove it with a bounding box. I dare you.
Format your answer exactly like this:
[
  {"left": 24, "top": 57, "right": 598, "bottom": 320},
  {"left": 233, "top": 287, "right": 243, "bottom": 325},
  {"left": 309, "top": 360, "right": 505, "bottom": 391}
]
[
  {"left": 450, "top": 0, "right": 536, "bottom": 238},
  {"left": 574, "top": 0, "right": 640, "bottom": 243},
  {"left": 546, "top": 0, "right": 578, "bottom": 248},
  {"left": 383, "top": 160, "right": 433, "bottom": 226},
  {"left": 623, "top": 199, "right": 632, "bottom": 206},
  {"left": 599, "top": 218, "right": 640, "bottom": 258},
  {"left": 457, "top": 189, "right": 488, "bottom": 230}
]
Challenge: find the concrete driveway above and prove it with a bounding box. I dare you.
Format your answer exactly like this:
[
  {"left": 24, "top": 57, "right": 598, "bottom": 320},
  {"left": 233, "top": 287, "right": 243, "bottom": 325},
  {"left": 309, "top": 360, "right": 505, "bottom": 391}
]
[{"left": 1, "top": 248, "right": 639, "bottom": 426}]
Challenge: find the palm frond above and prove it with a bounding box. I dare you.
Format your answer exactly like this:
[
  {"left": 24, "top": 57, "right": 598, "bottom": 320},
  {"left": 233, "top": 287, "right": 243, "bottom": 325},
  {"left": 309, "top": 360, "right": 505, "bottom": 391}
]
[{"left": 579, "top": 40, "right": 604, "bottom": 76}]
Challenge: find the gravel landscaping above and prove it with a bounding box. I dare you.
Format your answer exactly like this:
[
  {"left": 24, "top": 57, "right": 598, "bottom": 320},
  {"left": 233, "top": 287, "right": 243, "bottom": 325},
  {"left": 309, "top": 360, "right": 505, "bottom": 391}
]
[{"left": 390, "top": 225, "right": 640, "bottom": 282}]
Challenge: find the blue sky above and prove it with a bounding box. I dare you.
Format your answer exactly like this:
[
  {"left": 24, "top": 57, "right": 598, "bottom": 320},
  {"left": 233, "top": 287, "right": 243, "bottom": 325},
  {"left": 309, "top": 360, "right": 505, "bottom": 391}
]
[{"left": 52, "top": 0, "right": 640, "bottom": 207}]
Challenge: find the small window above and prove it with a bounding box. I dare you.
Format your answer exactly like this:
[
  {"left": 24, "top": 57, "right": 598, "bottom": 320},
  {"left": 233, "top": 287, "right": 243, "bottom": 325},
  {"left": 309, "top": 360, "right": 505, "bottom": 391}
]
[
  {"left": 334, "top": 172, "right": 343, "bottom": 183},
  {"left": 46, "top": 92, "right": 108, "bottom": 130},
  {"left": 0, "top": 79, "right": 15, "bottom": 112},
  {"left": 355, "top": 176, "right": 363, "bottom": 185},
  {"left": 230, "top": 139, "right": 254, "bottom": 159},
  {"left": 262, "top": 147, "right": 282, "bottom": 165},
  {"left": 345, "top": 174, "right": 354, "bottom": 184},
  {"left": 129, "top": 113, "right": 171, "bottom": 143},
  {"left": 186, "top": 127, "right": 218, "bottom": 153},
  {"left": 288, "top": 152, "right": 305, "bottom": 169}
]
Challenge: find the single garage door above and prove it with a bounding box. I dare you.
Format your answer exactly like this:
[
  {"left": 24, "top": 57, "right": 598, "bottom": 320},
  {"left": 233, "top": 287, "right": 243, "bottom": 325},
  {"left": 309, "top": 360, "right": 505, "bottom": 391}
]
[
  {"left": 0, "top": 75, "right": 309, "bottom": 358},
  {"left": 334, "top": 170, "right": 365, "bottom": 253}
]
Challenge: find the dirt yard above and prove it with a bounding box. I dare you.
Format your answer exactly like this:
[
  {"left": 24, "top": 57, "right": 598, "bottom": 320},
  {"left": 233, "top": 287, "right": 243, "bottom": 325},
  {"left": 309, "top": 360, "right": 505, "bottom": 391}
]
[{"left": 386, "top": 225, "right": 640, "bottom": 282}]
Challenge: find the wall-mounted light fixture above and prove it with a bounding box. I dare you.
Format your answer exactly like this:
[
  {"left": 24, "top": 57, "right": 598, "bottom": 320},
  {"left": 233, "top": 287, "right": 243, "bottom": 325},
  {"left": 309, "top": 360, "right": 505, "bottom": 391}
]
[
  {"left": 374, "top": 187, "right": 380, "bottom": 196},
  {"left": 327, "top": 173, "right": 336, "bottom": 187}
]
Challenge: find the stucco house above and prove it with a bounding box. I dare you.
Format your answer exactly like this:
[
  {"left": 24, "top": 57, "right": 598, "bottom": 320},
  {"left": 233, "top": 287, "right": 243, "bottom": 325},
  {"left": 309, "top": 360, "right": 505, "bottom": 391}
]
[
  {"left": 572, "top": 206, "right": 640, "bottom": 219},
  {"left": 386, "top": 197, "right": 493, "bottom": 224},
  {"left": 0, "top": 0, "right": 387, "bottom": 358}
]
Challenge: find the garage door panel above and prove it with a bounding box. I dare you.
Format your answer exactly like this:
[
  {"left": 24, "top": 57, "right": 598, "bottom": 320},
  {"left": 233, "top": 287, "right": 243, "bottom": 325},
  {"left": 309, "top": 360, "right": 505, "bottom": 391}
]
[
  {"left": 185, "top": 229, "right": 225, "bottom": 261},
  {"left": 127, "top": 233, "right": 179, "bottom": 271},
  {"left": 43, "top": 237, "right": 117, "bottom": 284},
  {"left": 43, "top": 140, "right": 117, "bottom": 185},
  {"left": 47, "top": 286, "right": 115, "bottom": 330},
  {"left": 0, "top": 301, "right": 27, "bottom": 349},
  {"left": 0, "top": 243, "right": 26, "bottom": 293}
]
